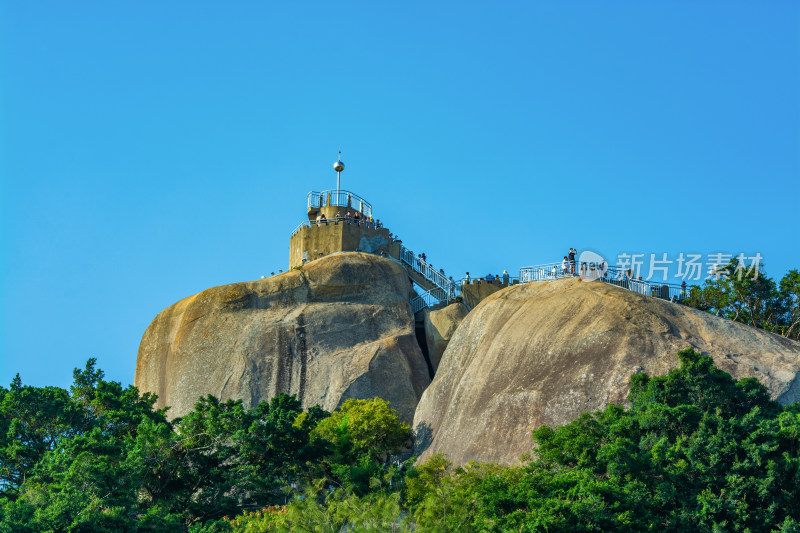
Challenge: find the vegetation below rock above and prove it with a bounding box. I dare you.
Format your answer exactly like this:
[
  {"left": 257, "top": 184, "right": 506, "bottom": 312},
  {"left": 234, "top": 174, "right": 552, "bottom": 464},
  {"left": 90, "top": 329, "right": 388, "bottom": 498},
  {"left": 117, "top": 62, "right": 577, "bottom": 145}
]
[
  {"left": 683, "top": 263, "right": 800, "bottom": 340},
  {"left": 2, "top": 349, "right": 799, "bottom": 532}
]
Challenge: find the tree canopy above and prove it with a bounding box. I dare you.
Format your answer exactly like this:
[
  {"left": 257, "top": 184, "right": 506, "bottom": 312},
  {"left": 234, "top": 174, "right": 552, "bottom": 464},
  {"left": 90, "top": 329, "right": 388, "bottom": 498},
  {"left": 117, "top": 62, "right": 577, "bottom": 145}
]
[
  {"left": 684, "top": 262, "right": 800, "bottom": 341},
  {"left": 1, "top": 350, "right": 798, "bottom": 532}
]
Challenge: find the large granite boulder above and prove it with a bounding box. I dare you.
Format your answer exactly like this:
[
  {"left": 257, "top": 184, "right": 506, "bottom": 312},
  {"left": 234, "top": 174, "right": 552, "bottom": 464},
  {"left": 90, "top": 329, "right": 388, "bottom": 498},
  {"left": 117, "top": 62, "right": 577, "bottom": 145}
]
[
  {"left": 423, "top": 302, "right": 470, "bottom": 372},
  {"left": 135, "top": 253, "right": 430, "bottom": 422},
  {"left": 413, "top": 278, "right": 800, "bottom": 466}
]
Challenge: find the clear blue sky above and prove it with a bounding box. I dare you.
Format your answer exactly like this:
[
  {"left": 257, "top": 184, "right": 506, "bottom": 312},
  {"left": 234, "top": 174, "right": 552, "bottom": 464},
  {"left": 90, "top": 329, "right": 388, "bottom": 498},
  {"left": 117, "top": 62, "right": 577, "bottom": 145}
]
[{"left": 1, "top": 2, "right": 798, "bottom": 389}]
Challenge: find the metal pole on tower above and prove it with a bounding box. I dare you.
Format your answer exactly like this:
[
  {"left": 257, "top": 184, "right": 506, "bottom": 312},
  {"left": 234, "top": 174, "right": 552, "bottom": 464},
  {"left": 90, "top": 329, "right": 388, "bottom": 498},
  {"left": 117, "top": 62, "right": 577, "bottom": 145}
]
[{"left": 333, "top": 150, "right": 345, "bottom": 206}]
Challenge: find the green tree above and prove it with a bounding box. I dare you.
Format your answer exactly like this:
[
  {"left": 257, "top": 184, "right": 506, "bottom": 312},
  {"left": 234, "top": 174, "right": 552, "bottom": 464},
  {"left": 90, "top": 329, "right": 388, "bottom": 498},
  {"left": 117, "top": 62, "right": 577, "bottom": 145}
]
[
  {"left": 525, "top": 348, "right": 799, "bottom": 531},
  {"left": 134, "top": 393, "right": 329, "bottom": 522},
  {"left": 779, "top": 269, "right": 800, "bottom": 339},
  {"left": 312, "top": 398, "right": 410, "bottom": 464},
  {"left": 0, "top": 359, "right": 163, "bottom": 501},
  {"left": 0, "top": 362, "right": 332, "bottom": 531},
  {"left": 683, "top": 261, "right": 800, "bottom": 339}
]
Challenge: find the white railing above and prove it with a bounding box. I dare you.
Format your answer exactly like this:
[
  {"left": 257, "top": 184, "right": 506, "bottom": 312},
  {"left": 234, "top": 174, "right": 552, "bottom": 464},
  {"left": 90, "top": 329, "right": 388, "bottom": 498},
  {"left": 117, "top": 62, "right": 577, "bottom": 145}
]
[
  {"left": 307, "top": 190, "right": 373, "bottom": 219},
  {"left": 290, "top": 220, "right": 310, "bottom": 236},
  {"left": 398, "top": 246, "right": 460, "bottom": 302},
  {"left": 290, "top": 216, "right": 382, "bottom": 237},
  {"left": 519, "top": 262, "right": 579, "bottom": 283},
  {"left": 410, "top": 287, "right": 442, "bottom": 314},
  {"left": 518, "top": 263, "right": 689, "bottom": 302}
]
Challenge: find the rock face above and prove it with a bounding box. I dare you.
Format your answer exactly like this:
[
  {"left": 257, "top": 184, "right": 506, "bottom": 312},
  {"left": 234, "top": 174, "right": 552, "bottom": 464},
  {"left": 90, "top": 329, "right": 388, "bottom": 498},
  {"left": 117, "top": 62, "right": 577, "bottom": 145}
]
[
  {"left": 460, "top": 281, "right": 504, "bottom": 310},
  {"left": 413, "top": 278, "right": 800, "bottom": 466},
  {"left": 135, "top": 253, "right": 430, "bottom": 422},
  {"left": 423, "top": 302, "right": 470, "bottom": 372}
]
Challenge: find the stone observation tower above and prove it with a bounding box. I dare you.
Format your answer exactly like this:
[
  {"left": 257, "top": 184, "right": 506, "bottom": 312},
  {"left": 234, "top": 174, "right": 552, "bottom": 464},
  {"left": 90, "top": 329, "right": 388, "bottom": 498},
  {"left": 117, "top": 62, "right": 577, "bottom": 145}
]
[{"left": 289, "top": 154, "right": 401, "bottom": 268}]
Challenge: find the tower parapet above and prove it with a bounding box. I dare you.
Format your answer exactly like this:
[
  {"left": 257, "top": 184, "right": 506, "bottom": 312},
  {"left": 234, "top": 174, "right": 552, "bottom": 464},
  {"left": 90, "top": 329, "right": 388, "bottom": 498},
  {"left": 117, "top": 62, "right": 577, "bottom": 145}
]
[
  {"left": 290, "top": 189, "right": 399, "bottom": 268},
  {"left": 290, "top": 154, "right": 401, "bottom": 268},
  {"left": 306, "top": 189, "right": 372, "bottom": 222}
]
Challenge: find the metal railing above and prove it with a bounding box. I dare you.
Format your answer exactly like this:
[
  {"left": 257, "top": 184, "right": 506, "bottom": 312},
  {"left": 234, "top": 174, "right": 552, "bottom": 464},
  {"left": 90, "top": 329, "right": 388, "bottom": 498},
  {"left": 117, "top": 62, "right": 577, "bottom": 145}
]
[
  {"left": 601, "top": 267, "right": 689, "bottom": 301},
  {"left": 398, "top": 245, "right": 460, "bottom": 302},
  {"left": 518, "top": 262, "right": 689, "bottom": 303},
  {"left": 461, "top": 275, "right": 519, "bottom": 286},
  {"left": 410, "top": 287, "right": 444, "bottom": 314},
  {"left": 519, "top": 262, "right": 581, "bottom": 283},
  {"left": 307, "top": 190, "right": 373, "bottom": 219},
  {"left": 290, "top": 216, "right": 382, "bottom": 237}
]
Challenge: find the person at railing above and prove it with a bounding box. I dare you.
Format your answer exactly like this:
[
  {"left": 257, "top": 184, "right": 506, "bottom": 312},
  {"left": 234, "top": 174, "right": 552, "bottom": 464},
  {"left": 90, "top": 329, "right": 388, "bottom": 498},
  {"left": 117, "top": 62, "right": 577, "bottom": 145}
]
[
  {"left": 353, "top": 211, "right": 361, "bottom": 225},
  {"left": 421, "top": 252, "right": 426, "bottom": 262},
  {"left": 320, "top": 213, "right": 328, "bottom": 225},
  {"left": 335, "top": 211, "right": 343, "bottom": 223},
  {"left": 680, "top": 281, "right": 687, "bottom": 299},
  {"left": 562, "top": 257, "right": 569, "bottom": 275},
  {"left": 569, "top": 248, "right": 577, "bottom": 274},
  {"left": 486, "top": 273, "right": 495, "bottom": 283},
  {"left": 465, "top": 272, "right": 471, "bottom": 284},
  {"left": 579, "top": 262, "right": 587, "bottom": 276},
  {"left": 502, "top": 270, "right": 510, "bottom": 284}
]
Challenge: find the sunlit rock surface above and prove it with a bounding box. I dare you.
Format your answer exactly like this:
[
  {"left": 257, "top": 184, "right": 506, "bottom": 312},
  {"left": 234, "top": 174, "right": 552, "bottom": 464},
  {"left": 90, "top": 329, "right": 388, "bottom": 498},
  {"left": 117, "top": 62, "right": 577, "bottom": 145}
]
[
  {"left": 413, "top": 278, "right": 800, "bottom": 466},
  {"left": 135, "top": 253, "right": 430, "bottom": 422}
]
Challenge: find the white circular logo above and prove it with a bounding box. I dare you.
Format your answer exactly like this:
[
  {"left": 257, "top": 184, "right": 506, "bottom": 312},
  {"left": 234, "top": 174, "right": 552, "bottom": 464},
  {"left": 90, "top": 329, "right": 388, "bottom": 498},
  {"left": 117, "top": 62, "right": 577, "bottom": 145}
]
[{"left": 577, "top": 250, "right": 607, "bottom": 282}]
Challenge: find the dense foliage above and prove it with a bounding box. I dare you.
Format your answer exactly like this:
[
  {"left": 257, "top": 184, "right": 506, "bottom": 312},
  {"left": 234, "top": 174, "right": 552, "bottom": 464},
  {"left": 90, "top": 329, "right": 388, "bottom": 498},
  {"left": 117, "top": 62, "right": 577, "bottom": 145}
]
[
  {"left": 684, "top": 262, "right": 800, "bottom": 340},
  {"left": 400, "top": 349, "right": 800, "bottom": 531},
  {"left": 1, "top": 349, "right": 798, "bottom": 531}
]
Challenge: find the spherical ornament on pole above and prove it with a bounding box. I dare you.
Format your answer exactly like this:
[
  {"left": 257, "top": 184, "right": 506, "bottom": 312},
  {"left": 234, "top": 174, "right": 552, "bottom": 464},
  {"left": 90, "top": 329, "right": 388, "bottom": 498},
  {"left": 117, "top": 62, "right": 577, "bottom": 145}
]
[{"left": 333, "top": 160, "right": 345, "bottom": 172}]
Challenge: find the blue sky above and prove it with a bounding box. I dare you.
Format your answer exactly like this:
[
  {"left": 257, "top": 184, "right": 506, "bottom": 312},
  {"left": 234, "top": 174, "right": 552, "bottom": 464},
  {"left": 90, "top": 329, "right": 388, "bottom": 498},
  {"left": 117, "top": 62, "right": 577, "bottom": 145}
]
[{"left": 1, "top": 2, "right": 798, "bottom": 389}]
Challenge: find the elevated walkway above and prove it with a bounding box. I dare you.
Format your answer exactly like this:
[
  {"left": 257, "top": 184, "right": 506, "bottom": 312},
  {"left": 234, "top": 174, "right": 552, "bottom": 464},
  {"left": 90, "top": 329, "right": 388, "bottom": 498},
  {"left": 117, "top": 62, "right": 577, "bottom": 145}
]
[
  {"left": 518, "top": 263, "right": 689, "bottom": 303},
  {"left": 392, "top": 246, "right": 460, "bottom": 309},
  {"left": 378, "top": 245, "right": 461, "bottom": 313}
]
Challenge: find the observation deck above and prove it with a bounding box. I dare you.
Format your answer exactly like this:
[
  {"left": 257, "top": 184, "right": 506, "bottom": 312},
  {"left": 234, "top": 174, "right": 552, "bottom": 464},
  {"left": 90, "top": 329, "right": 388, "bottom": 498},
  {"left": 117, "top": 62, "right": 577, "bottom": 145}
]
[
  {"left": 306, "top": 189, "right": 373, "bottom": 222},
  {"left": 289, "top": 188, "right": 393, "bottom": 269}
]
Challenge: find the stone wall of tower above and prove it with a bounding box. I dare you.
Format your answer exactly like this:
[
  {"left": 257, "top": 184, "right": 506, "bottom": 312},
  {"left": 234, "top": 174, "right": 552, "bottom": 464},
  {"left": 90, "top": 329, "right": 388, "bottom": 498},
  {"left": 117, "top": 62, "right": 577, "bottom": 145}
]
[{"left": 289, "top": 222, "right": 401, "bottom": 268}]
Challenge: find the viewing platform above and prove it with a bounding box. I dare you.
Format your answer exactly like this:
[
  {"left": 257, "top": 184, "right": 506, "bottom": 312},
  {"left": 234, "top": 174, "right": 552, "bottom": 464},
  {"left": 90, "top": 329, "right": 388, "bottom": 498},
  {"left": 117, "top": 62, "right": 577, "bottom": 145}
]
[
  {"left": 288, "top": 159, "right": 461, "bottom": 311},
  {"left": 306, "top": 189, "right": 373, "bottom": 221},
  {"left": 519, "top": 262, "right": 689, "bottom": 302},
  {"left": 289, "top": 185, "right": 401, "bottom": 269}
]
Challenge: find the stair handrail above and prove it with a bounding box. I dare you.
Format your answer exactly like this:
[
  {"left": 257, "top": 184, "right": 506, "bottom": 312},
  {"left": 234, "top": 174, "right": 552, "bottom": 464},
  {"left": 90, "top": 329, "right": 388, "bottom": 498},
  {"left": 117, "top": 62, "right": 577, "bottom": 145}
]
[
  {"left": 410, "top": 285, "right": 452, "bottom": 314},
  {"left": 398, "top": 245, "right": 460, "bottom": 301}
]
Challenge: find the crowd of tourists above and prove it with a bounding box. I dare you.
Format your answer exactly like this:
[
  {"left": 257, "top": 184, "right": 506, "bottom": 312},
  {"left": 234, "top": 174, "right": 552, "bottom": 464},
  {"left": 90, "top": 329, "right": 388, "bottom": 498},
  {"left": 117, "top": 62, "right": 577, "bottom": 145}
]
[
  {"left": 314, "top": 210, "right": 383, "bottom": 228},
  {"left": 463, "top": 270, "right": 512, "bottom": 285}
]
